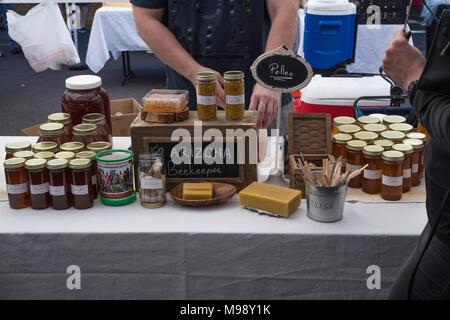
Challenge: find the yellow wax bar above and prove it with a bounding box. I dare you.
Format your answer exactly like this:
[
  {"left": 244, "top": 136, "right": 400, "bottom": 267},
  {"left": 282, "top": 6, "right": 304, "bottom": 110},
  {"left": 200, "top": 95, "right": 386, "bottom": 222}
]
[
  {"left": 183, "top": 183, "right": 213, "bottom": 191},
  {"left": 183, "top": 189, "right": 213, "bottom": 200},
  {"left": 239, "top": 182, "right": 301, "bottom": 218}
]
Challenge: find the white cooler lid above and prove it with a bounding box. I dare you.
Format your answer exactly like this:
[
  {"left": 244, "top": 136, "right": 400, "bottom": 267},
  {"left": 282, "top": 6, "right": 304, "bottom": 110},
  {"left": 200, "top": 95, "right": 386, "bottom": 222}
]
[
  {"left": 305, "top": 0, "right": 356, "bottom": 15},
  {"left": 300, "top": 75, "right": 391, "bottom": 106}
]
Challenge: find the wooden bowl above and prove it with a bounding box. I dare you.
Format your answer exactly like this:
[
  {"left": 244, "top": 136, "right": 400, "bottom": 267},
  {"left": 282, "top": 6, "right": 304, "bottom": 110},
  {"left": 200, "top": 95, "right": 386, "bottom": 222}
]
[{"left": 169, "top": 182, "right": 237, "bottom": 207}]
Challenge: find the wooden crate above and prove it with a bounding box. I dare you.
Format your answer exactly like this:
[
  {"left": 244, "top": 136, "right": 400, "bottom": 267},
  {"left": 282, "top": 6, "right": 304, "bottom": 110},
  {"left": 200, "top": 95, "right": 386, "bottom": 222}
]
[{"left": 289, "top": 154, "right": 329, "bottom": 197}]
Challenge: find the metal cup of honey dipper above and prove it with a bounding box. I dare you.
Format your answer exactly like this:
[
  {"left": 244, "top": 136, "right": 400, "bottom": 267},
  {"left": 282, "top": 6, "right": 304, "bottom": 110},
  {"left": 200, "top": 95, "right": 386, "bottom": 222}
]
[{"left": 138, "top": 153, "right": 166, "bottom": 208}]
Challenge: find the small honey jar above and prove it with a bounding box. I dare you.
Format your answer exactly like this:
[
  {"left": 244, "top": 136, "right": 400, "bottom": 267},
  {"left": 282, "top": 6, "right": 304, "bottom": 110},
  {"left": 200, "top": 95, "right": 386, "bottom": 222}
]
[
  {"left": 392, "top": 144, "right": 414, "bottom": 193},
  {"left": 357, "top": 116, "right": 380, "bottom": 128},
  {"left": 338, "top": 124, "right": 361, "bottom": 137},
  {"left": 402, "top": 138, "right": 424, "bottom": 187},
  {"left": 363, "top": 124, "right": 387, "bottom": 135},
  {"left": 354, "top": 131, "right": 379, "bottom": 145},
  {"left": 346, "top": 140, "right": 367, "bottom": 189},
  {"left": 381, "top": 151, "right": 404, "bottom": 201},
  {"left": 380, "top": 131, "right": 406, "bottom": 144},
  {"left": 333, "top": 117, "right": 356, "bottom": 136},
  {"left": 362, "top": 145, "right": 384, "bottom": 194},
  {"left": 383, "top": 115, "right": 406, "bottom": 127},
  {"left": 332, "top": 134, "right": 352, "bottom": 171},
  {"left": 374, "top": 139, "right": 394, "bottom": 151},
  {"left": 389, "top": 123, "right": 414, "bottom": 134}
]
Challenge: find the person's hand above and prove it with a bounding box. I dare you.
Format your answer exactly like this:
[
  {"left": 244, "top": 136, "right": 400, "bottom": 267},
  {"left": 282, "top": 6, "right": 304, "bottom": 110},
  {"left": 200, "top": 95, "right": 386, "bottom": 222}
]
[
  {"left": 189, "top": 65, "right": 225, "bottom": 109},
  {"left": 382, "top": 29, "right": 426, "bottom": 89},
  {"left": 249, "top": 83, "right": 280, "bottom": 129}
]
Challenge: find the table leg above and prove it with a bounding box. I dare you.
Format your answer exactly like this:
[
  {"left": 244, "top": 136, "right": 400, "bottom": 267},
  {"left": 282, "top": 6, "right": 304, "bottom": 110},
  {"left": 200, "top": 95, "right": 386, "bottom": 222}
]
[{"left": 121, "top": 51, "right": 134, "bottom": 86}]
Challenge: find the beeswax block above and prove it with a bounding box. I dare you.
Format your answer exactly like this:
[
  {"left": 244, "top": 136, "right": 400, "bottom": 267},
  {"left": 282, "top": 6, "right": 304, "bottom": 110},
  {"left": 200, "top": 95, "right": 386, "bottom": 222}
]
[
  {"left": 183, "top": 183, "right": 213, "bottom": 200},
  {"left": 183, "top": 183, "right": 213, "bottom": 191},
  {"left": 239, "top": 182, "right": 301, "bottom": 217}
]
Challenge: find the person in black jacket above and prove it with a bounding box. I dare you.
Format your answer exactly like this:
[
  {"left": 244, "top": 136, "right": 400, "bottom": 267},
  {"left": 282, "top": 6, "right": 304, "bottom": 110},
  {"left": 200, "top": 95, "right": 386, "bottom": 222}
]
[{"left": 382, "top": 30, "right": 450, "bottom": 299}]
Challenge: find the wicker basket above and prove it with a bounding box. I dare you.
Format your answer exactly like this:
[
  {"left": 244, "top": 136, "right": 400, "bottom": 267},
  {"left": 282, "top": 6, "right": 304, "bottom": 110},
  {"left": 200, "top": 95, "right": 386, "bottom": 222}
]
[{"left": 289, "top": 154, "right": 329, "bottom": 197}]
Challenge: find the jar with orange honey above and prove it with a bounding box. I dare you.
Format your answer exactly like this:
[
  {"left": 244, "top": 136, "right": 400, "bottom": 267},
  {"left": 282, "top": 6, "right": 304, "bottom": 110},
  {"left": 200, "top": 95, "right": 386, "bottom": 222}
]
[
  {"left": 389, "top": 123, "right": 413, "bottom": 134},
  {"left": 5, "top": 142, "right": 32, "bottom": 160},
  {"left": 362, "top": 145, "right": 384, "bottom": 194},
  {"left": 392, "top": 144, "right": 413, "bottom": 193},
  {"left": 338, "top": 124, "right": 361, "bottom": 137},
  {"left": 374, "top": 139, "right": 394, "bottom": 151},
  {"left": 354, "top": 131, "right": 379, "bottom": 145},
  {"left": 48, "top": 112, "right": 73, "bottom": 141},
  {"left": 381, "top": 151, "right": 404, "bottom": 201},
  {"left": 4, "top": 157, "right": 30, "bottom": 209},
  {"left": 333, "top": 116, "right": 356, "bottom": 136},
  {"left": 406, "top": 132, "right": 427, "bottom": 177},
  {"left": 383, "top": 115, "right": 406, "bottom": 127},
  {"left": 403, "top": 138, "right": 424, "bottom": 187},
  {"left": 346, "top": 140, "right": 367, "bottom": 189},
  {"left": 37, "top": 123, "right": 68, "bottom": 146},
  {"left": 364, "top": 124, "right": 387, "bottom": 136},
  {"left": 380, "top": 131, "right": 406, "bottom": 144},
  {"left": 332, "top": 134, "right": 352, "bottom": 170}
]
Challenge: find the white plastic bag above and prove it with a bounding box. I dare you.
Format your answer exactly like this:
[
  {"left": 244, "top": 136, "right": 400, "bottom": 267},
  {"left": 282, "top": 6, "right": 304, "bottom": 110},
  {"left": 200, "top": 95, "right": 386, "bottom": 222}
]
[{"left": 7, "top": 1, "right": 80, "bottom": 72}]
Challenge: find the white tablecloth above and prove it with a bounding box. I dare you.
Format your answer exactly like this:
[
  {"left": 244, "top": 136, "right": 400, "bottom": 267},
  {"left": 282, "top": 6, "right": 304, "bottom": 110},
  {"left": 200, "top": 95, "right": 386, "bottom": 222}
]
[{"left": 0, "top": 137, "right": 427, "bottom": 299}]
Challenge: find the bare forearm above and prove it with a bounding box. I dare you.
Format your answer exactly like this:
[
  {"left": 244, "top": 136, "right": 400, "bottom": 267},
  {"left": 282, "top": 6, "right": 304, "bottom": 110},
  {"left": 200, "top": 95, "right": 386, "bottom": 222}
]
[{"left": 265, "top": 0, "right": 298, "bottom": 51}]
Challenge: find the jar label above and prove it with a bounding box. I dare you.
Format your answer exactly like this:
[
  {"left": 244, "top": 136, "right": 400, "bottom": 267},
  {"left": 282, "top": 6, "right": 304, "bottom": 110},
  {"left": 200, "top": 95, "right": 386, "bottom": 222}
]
[
  {"left": 140, "top": 177, "right": 163, "bottom": 190},
  {"left": 226, "top": 94, "right": 244, "bottom": 105},
  {"left": 412, "top": 163, "right": 419, "bottom": 173},
  {"left": 346, "top": 163, "right": 361, "bottom": 173},
  {"left": 49, "top": 185, "right": 66, "bottom": 196},
  {"left": 363, "top": 169, "right": 382, "bottom": 180},
  {"left": 197, "top": 95, "right": 216, "bottom": 106},
  {"left": 403, "top": 168, "right": 412, "bottom": 179},
  {"left": 382, "top": 175, "right": 403, "bottom": 187},
  {"left": 71, "top": 184, "right": 89, "bottom": 195},
  {"left": 7, "top": 183, "right": 29, "bottom": 195},
  {"left": 30, "top": 183, "right": 49, "bottom": 195}
]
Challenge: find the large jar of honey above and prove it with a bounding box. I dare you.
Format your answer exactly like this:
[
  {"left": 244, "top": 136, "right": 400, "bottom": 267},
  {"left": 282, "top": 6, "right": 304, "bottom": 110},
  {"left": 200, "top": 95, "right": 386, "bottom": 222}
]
[
  {"left": 333, "top": 117, "right": 356, "bottom": 136},
  {"left": 381, "top": 151, "right": 404, "bottom": 201},
  {"left": 362, "top": 145, "right": 384, "bottom": 194},
  {"left": 346, "top": 140, "right": 367, "bottom": 189}
]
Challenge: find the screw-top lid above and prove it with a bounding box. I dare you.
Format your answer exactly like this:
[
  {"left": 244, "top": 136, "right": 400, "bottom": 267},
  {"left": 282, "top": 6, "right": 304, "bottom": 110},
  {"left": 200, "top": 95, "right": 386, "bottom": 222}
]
[
  {"left": 73, "top": 123, "right": 97, "bottom": 136},
  {"left": 87, "top": 141, "right": 112, "bottom": 153},
  {"left": 333, "top": 133, "right": 352, "bottom": 144},
  {"left": 5, "top": 141, "right": 31, "bottom": 154},
  {"left": 69, "top": 158, "right": 91, "bottom": 169},
  {"left": 76, "top": 151, "right": 96, "bottom": 161},
  {"left": 383, "top": 115, "right": 406, "bottom": 125},
  {"left": 338, "top": 124, "right": 361, "bottom": 135},
  {"left": 34, "top": 151, "right": 55, "bottom": 160},
  {"left": 60, "top": 142, "right": 85, "bottom": 153},
  {"left": 402, "top": 138, "right": 424, "bottom": 149},
  {"left": 346, "top": 140, "right": 367, "bottom": 151},
  {"left": 55, "top": 151, "right": 76, "bottom": 161},
  {"left": 382, "top": 150, "right": 405, "bottom": 162},
  {"left": 48, "top": 113, "right": 71, "bottom": 125},
  {"left": 389, "top": 123, "right": 414, "bottom": 133},
  {"left": 380, "top": 130, "right": 406, "bottom": 142},
  {"left": 39, "top": 122, "right": 64, "bottom": 136},
  {"left": 406, "top": 132, "right": 427, "bottom": 142},
  {"left": 392, "top": 143, "right": 414, "bottom": 155},
  {"left": 13, "top": 150, "right": 34, "bottom": 160},
  {"left": 333, "top": 116, "right": 356, "bottom": 127},
  {"left": 358, "top": 116, "right": 380, "bottom": 126},
  {"left": 47, "top": 158, "right": 68, "bottom": 170},
  {"left": 223, "top": 71, "right": 244, "bottom": 81},
  {"left": 363, "top": 123, "right": 387, "bottom": 133},
  {"left": 363, "top": 145, "right": 384, "bottom": 156},
  {"left": 195, "top": 71, "right": 216, "bottom": 81},
  {"left": 33, "top": 142, "right": 58, "bottom": 153},
  {"left": 82, "top": 113, "right": 106, "bottom": 126},
  {"left": 354, "top": 131, "right": 379, "bottom": 142},
  {"left": 374, "top": 139, "right": 394, "bottom": 151},
  {"left": 4, "top": 157, "right": 26, "bottom": 169},
  {"left": 66, "top": 75, "right": 102, "bottom": 90},
  {"left": 25, "top": 158, "right": 47, "bottom": 169}
]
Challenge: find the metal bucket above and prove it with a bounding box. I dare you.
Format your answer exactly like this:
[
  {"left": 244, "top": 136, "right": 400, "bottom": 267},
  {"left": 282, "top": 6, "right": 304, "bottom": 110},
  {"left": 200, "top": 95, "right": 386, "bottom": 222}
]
[{"left": 304, "top": 171, "right": 348, "bottom": 223}]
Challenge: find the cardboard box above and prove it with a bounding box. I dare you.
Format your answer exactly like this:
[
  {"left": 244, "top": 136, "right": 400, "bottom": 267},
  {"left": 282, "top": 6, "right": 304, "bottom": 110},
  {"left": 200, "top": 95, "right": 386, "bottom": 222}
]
[{"left": 21, "top": 98, "right": 142, "bottom": 137}]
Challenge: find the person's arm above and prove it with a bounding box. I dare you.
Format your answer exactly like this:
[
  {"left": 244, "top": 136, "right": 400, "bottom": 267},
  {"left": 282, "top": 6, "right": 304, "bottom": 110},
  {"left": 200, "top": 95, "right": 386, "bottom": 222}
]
[{"left": 250, "top": 0, "right": 299, "bottom": 129}]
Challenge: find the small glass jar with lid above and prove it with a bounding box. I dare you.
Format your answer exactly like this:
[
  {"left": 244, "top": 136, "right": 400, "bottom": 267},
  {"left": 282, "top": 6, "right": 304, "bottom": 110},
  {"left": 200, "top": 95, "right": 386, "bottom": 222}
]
[
  {"left": 34, "top": 151, "right": 55, "bottom": 161},
  {"left": 37, "top": 123, "right": 68, "bottom": 146},
  {"left": 332, "top": 134, "right": 352, "bottom": 171},
  {"left": 333, "top": 117, "right": 356, "bottom": 136},
  {"left": 380, "top": 130, "right": 406, "bottom": 144},
  {"left": 48, "top": 112, "right": 73, "bottom": 141},
  {"left": 407, "top": 132, "right": 427, "bottom": 177},
  {"left": 346, "top": 140, "right": 367, "bottom": 189},
  {"left": 383, "top": 115, "right": 406, "bottom": 127},
  {"left": 374, "top": 139, "right": 394, "bottom": 151},
  {"left": 354, "top": 131, "right": 379, "bottom": 145},
  {"left": 60, "top": 142, "right": 85, "bottom": 154},
  {"left": 54, "top": 151, "right": 76, "bottom": 162},
  {"left": 389, "top": 123, "right": 414, "bottom": 134},
  {"left": 357, "top": 116, "right": 379, "bottom": 128},
  {"left": 196, "top": 72, "right": 217, "bottom": 121},
  {"left": 381, "top": 151, "right": 404, "bottom": 201},
  {"left": 362, "top": 145, "right": 384, "bottom": 194},
  {"left": 82, "top": 113, "right": 113, "bottom": 145},
  {"left": 392, "top": 144, "right": 414, "bottom": 193},
  {"left": 69, "top": 158, "right": 93, "bottom": 209},
  {"left": 73, "top": 124, "right": 101, "bottom": 147},
  {"left": 87, "top": 141, "right": 112, "bottom": 154},
  {"left": 138, "top": 153, "right": 166, "bottom": 208},
  {"left": 25, "top": 158, "right": 51, "bottom": 210},
  {"left": 33, "top": 142, "right": 59, "bottom": 154},
  {"left": 338, "top": 124, "right": 361, "bottom": 137},
  {"left": 13, "top": 150, "right": 34, "bottom": 161},
  {"left": 76, "top": 151, "right": 98, "bottom": 199},
  {"left": 47, "top": 158, "right": 71, "bottom": 210},
  {"left": 5, "top": 141, "right": 32, "bottom": 160},
  {"left": 224, "top": 71, "right": 245, "bottom": 120},
  {"left": 403, "top": 138, "right": 424, "bottom": 187},
  {"left": 4, "top": 157, "right": 30, "bottom": 209},
  {"left": 363, "top": 123, "right": 387, "bottom": 136}
]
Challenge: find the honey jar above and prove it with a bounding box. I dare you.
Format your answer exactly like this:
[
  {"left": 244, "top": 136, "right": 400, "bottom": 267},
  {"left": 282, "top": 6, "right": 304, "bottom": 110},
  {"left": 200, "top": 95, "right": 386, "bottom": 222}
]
[
  {"left": 82, "top": 113, "right": 112, "bottom": 145},
  {"left": 196, "top": 72, "right": 217, "bottom": 121},
  {"left": 55, "top": 151, "right": 76, "bottom": 161},
  {"left": 389, "top": 123, "right": 413, "bottom": 134},
  {"left": 5, "top": 141, "right": 32, "bottom": 160},
  {"left": 357, "top": 116, "right": 379, "bottom": 128},
  {"left": 362, "top": 145, "right": 384, "bottom": 194},
  {"left": 224, "top": 71, "right": 245, "bottom": 120},
  {"left": 76, "top": 151, "right": 98, "bottom": 199},
  {"left": 374, "top": 139, "right": 394, "bottom": 151},
  {"left": 332, "top": 116, "right": 356, "bottom": 136},
  {"left": 403, "top": 138, "right": 424, "bottom": 187},
  {"left": 346, "top": 140, "right": 367, "bottom": 189},
  {"left": 380, "top": 131, "right": 406, "bottom": 144},
  {"left": 47, "top": 158, "right": 71, "bottom": 210},
  {"left": 25, "top": 158, "right": 51, "bottom": 210},
  {"left": 87, "top": 141, "right": 112, "bottom": 154},
  {"left": 338, "top": 124, "right": 361, "bottom": 137},
  {"left": 392, "top": 144, "right": 413, "bottom": 193},
  {"left": 73, "top": 124, "right": 101, "bottom": 147},
  {"left": 354, "top": 131, "right": 379, "bottom": 145},
  {"left": 69, "top": 158, "right": 93, "bottom": 210},
  {"left": 381, "top": 151, "right": 404, "bottom": 201},
  {"left": 37, "top": 123, "right": 68, "bottom": 146},
  {"left": 383, "top": 115, "right": 406, "bottom": 127},
  {"left": 60, "top": 142, "right": 85, "bottom": 154},
  {"left": 363, "top": 124, "right": 387, "bottom": 136},
  {"left": 332, "top": 134, "right": 352, "bottom": 170},
  {"left": 13, "top": 151, "right": 34, "bottom": 160},
  {"left": 34, "top": 152, "right": 55, "bottom": 161},
  {"left": 48, "top": 112, "right": 73, "bottom": 141},
  {"left": 33, "top": 142, "right": 59, "bottom": 154},
  {"left": 4, "top": 157, "right": 30, "bottom": 209},
  {"left": 407, "top": 132, "right": 427, "bottom": 178}
]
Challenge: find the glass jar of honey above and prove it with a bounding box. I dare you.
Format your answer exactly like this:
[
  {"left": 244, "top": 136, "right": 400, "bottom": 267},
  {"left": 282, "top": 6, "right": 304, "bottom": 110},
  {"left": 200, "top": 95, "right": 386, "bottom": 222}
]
[
  {"left": 25, "top": 158, "right": 51, "bottom": 209},
  {"left": 4, "top": 157, "right": 30, "bottom": 209},
  {"left": 73, "top": 124, "right": 101, "bottom": 147},
  {"left": 82, "top": 113, "right": 113, "bottom": 145},
  {"left": 13, "top": 150, "right": 34, "bottom": 161},
  {"left": 392, "top": 144, "right": 413, "bottom": 193},
  {"left": 76, "top": 151, "right": 98, "bottom": 199},
  {"left": 346, "top": 140, "right": 367, "bottom": 188},
  {"left": 60, "top": 142, "right": 85, "bottom": 154},
  {"left": 196, "top": 72, "right": 217, "bottom": 121},
  {"left": 33, "top": 142, "right": 59, "bottom": 154},
  {"left": 362, "top": 145, "right": 384, "bottom": 194},
  {"left": 37, "top": 123, "right": 68, "bottom": 146},
  {"left": 34, "top": 152, "right": 55, "bottom": 161},
  {"left": 389, "top": 123, "right": 413, "bottom": 134},
  {"left": 383, "top": 115, "right": 406, "bottom": 127},
  {"left": 332, "top": 134, "right": 352, "bottom": 170},
  {"left": 5, "top": 141, "right": 32, "bottom": 160},
  {"left": 380, "top": 131, "right": 406, "bottom": 144},
  {"left": 357, "top": 116, "right": 379, "bottom": 128},
  {"left": 55, "top": 151, "right": 76, "bottom": 162},
  {"left": 69, "top": 158, "right": 93, "bottom": 209},
  {"left": 416, "top": 122, "right": 430, "bottom": 144},
  {"left": 363, "top": 123, "right": 387, "bottom": 136},
  {"left": 224, "top": 71, "right": 245, "bottom": 120},
  {"left": 333, "top": 117, "right": 356, "bottom": 136},
  {"left": 87, "top": 141, "right": 112, "bottom": 154},
  {"left": 48, "top": 112, "right": 73, "bottom": 141},
  {"left": 47, "top": 159, "right": 71, "bottom": 210},
  {"left": 374, "top": 139, "right": 394, "bottom": 151},
  {"left": 354, "top": 131, "right": 379, "bottom": 145},
  {"left": 338, "top": 124, "right": 361, "bottom": 137},
  {"left": 407, "top": 132, "right": 427, "bottom": 177},
  {"left": 381, "top": 151, "right": 404, "bottom": 201},
  {"left": 403, "top": 138, "right": 424, "bottom": 187}
]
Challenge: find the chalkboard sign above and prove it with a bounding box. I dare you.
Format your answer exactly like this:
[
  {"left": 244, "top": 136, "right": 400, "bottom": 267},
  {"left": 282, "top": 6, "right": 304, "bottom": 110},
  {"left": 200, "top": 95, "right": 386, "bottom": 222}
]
[{"left": 250, "top": 46, "right": 313, "bottom": 93}]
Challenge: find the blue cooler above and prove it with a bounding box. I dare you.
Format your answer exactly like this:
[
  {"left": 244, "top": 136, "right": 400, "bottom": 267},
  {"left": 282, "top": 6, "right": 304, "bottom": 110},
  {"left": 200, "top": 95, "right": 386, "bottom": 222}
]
[{"left": 304, "top": 0, "right": 357, "bottom": 76}]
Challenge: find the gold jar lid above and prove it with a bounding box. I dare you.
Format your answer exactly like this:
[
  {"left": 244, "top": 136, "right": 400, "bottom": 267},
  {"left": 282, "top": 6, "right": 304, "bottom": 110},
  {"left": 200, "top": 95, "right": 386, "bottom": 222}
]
[
  {"left": 5, "top": 141, "right": 31, "bottom": 154},
  {"left": 224, "top": 71, "right": 244, "bottom": 81},
  {"left": 34, "top": 151, "right": 54, "bottom": 160},
  {"left": 382, "top": 150, "right": 405, "bottom": 162},
  {"left": 76, "top": 151, "right": 96, "bottom": 160},
  {"left": 389, "top": 123, "right": 414, "bottom": 133},
  {"left": 392, "top": 144, "right": 414, "bottom": 155},
  {"left": 363, "top": 123, "right": 387, "bottom": 133},
  {"left": 383, "top": 115, "right": 406, "bottom": 125},
  {"left": 60, "top": 142, "right": 85, "bottom": 153},
  {"left": 358, "top": 116, "right": 379, "bottom": 126},
  {"left": 13, "top": 150, "right": 34, "bottom": 160},
  {"left": 374, "top": 139, "right": 394, "bottom": 150},
  {"left": 73, "top": 123, "right": 97, "bottom": 136},
  {"left": 25, "top": 158, "right": 47, "bottom": 169},
  {"left": 380, "top": 130, "right": 406, "bottom": 142},
  {"left": 55, "top": 151, "right": 76, "bottom": 161},
  {"left": 333, "top": 133, "right": 352, "bottom": 144},
  {"left": 333, "top": 116, "right": 356, "bottom": 127},
  {"left": 363, "top": 145, "right": 384, "bottom": 156},
  {"left": 406, "top": 132, "right": 426, "bottom": 142},
  {"left": 87, "top": 141, "right": 111, "bottom": 153},
  {"left": 82, "top": 113, "right": 106, "bottom": 126},
  {"left": 33, "top": 142, "right": 58, "bottom": 153},
  {"left": 69, "top": 158, "right": 91, "bottom": 169},
  {"left": 47, "top": 158, "right": 68, "bottom": 170},
  {"left": 48, "top": 112, "right": 71, "bottom": 125},
  {"left": 402, "top": 138, "right": 424, "bottom": 149},
  {"left": 196, "top": 71, "right": 216, "bottom": 81},
  {"left": 338, "top": 124, "right": 361, "bottom": 135},
  {"left": 4, "top": 157, "right": 26, "bottom": 169},
  {"left": 347, "top": 140, "right": 367, "bottom": 151},
  {"left": 39, "top": 122, "right": 64, "bottom": 136},
  {"left": 354, "top": 131, "right": 379, "bottom": 142}
]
